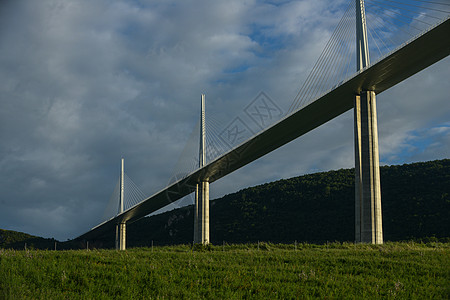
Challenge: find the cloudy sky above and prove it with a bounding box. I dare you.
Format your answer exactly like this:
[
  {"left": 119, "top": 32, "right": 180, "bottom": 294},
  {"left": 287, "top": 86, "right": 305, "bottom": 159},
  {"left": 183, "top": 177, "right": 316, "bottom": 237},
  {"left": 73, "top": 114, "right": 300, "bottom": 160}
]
[{"left": 1, "top": 0, "right": 449, "bottom": 241}]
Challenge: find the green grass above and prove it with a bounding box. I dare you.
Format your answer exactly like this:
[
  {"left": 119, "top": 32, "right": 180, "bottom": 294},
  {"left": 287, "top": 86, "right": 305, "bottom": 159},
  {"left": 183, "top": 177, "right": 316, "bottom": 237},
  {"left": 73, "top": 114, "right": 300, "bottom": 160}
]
[{"left": 1, "top": 242, "right": 449, "bottom": 299}]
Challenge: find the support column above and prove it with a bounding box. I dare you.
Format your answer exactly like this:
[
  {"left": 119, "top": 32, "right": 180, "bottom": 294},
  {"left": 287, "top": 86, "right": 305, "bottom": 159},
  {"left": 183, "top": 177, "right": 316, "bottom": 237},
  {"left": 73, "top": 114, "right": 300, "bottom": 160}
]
[
  {"left": 356, "top": 0, "right": 370, "bottom": 71},
  {"left": 354, "top": 91, "right": 383, "bottom": 244},
  {"left": 115, "top": 158, "right": 127, "bottom": 250},
  {"left": 195, "top": 181, "right": 209, "bottom": 244},
  {"left": 115, "top": 222, "right": 126, "bottom": 250},
  {"left": 194, "top": 94, "right": 210, "bottom": 245},
  {"left": 354, "top": 0, "right": 382, "bottom": 244},
  {"left": 120, "top": 158, "right": 124, "bottom": 214}
]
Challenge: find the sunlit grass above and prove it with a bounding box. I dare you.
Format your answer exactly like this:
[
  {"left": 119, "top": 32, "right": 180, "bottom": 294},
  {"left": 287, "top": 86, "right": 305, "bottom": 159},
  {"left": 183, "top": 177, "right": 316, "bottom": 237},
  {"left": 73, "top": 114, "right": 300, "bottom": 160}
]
[{"left": 1, "top": 242, "right": 448, "bottom": 299}]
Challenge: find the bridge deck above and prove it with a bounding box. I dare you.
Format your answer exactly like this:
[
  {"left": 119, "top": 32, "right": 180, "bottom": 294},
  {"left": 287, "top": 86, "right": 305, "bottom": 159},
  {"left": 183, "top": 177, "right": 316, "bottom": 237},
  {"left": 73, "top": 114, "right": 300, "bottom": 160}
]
[{"left": 78, "top": 18, "right": 450, "bottom": 240}]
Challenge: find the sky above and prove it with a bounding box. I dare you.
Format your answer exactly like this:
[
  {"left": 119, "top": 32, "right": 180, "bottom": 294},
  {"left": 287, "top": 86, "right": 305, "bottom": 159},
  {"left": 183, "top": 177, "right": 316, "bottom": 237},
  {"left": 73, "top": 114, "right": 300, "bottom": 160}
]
[{"left": 1, "top": 0, "right": 449, "bottom": 241}]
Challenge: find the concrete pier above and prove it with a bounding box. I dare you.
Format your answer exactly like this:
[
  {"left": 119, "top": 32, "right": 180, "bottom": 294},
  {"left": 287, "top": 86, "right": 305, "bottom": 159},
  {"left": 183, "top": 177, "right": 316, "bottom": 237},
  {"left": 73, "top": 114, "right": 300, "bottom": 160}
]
[
  {"left": 194, "top": 94, "right": 210, "bottom": 245},
  {"left": 354, "top": 91, "right": 383, "bottom": 244},
  {"left": 115, "top": 158, "right": 127, "bottom": 250},
  {"left": 195, "top": 181, "right": 209, "bottom": 244},
  {"left": 354, "top": 0, "right": 383, "bottom": 244},
  {"left": 115, "top": 222, "right": 126, "bottom": 250}
]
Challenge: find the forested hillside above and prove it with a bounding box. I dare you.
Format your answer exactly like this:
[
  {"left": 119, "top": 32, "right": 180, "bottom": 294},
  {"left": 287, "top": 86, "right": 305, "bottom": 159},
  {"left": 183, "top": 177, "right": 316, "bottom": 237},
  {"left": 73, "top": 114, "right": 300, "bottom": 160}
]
[
  {"left": 0, "top": 229, "right": 57, "bottom": 250},
  {"left": 1, "top": 159, "right": 449, "bottom": 249},
  {"left": 107, "top": 159, "right": 449, "bottom": 247}
]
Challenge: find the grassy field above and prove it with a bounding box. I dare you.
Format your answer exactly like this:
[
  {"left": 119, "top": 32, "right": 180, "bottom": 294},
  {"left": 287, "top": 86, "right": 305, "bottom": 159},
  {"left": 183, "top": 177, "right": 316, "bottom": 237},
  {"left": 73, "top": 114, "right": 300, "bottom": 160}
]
[{"left": 1, "top": 242, "right": 448, "bottom": 299}]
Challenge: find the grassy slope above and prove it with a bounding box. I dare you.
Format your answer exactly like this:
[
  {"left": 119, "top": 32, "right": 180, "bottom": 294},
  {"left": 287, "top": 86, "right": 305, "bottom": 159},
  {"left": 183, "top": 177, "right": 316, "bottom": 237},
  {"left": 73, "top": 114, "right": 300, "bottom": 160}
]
[{"left": 1, "top": 243, "right": 449, "bottom": 299}]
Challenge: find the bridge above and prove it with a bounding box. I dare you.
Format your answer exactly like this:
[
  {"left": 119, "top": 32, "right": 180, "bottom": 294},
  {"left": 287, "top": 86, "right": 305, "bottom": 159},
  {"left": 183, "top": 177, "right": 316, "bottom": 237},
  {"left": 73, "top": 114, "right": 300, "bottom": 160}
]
[{"left": 78, "top": 0, "right": 450, "bottom": 249}]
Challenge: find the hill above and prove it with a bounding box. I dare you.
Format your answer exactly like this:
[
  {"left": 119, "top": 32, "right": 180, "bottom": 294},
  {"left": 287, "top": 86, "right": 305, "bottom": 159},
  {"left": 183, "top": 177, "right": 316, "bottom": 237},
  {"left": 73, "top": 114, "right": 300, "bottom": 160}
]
[
  {"left": 2, "top": 159, "right": 449, "bottom": 249},
  {"left": 0, "top": 228, "right": 57, "bottom": 250},
  {"left": 88, "top": 159, "right": 449, "bottom": 248}
]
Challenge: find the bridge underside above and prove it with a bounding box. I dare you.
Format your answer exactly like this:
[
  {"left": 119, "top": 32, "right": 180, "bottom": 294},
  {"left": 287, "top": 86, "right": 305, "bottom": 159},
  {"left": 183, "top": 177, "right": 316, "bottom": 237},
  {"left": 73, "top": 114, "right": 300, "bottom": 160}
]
[{"left": 78, "top": 19, "right": 450, "bottom": 242}]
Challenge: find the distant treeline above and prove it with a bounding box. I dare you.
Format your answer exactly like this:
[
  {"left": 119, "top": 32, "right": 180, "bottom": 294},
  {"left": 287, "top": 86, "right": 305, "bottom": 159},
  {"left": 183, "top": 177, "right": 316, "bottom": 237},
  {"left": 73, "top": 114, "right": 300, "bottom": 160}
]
[
  {"left": 88, "top": 159, "right": 450, "bottom": 248},
  {"left": 0, "top": 229, "right": 58, "bottom": 250},
  {"left": 1, "top": 159, "right": 449, "bottom": 249}
]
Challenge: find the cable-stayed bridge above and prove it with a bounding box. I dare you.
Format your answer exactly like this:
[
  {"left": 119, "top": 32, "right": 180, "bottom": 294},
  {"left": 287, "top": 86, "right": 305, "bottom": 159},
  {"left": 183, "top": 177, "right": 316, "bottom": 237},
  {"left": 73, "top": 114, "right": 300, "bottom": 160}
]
[{"left": 77, "top": 0, "right": 450, "bottom": 248}]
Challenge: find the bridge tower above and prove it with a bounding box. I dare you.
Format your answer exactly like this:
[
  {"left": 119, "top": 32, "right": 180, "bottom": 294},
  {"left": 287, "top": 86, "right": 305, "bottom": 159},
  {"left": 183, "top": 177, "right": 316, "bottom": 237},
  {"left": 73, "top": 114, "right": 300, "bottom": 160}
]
[
  {"left": 354, "top": 0, "right": 383, "bottom": 244},
  {"left": 194, "top": 94, "right": 210, "bottom": 245},
  {"left": 115, "top": 158, "right": 126, "bottom": 250}
]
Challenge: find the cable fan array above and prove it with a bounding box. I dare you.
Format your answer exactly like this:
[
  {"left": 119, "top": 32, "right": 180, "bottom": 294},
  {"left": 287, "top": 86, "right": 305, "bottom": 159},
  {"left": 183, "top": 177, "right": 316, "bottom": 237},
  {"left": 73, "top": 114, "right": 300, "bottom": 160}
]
[
  {"left": 101, "top": 173, "right": 148, "bottom": 222},
  {"left": 101, "top": 0, "right": 449, "bottom": 222},
  {"left": 287, "top": 0, "right": 449, "bottom": 114},
  {"left": 165, "top": 0, "right": 450, "bottom": 206}
]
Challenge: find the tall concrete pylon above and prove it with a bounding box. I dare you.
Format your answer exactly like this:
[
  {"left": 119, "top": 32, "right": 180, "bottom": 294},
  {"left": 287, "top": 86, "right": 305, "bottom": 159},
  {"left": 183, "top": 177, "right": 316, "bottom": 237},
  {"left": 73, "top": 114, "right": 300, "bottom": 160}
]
[
  {"left": 194, "top": 94, "right": 210, "bottom": 245},
  {"left": 354, "top": 0, "right": 383, "bottom": 244},
  {"left": 115, "top": 158, "right": 126, "bottom": 250}
]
